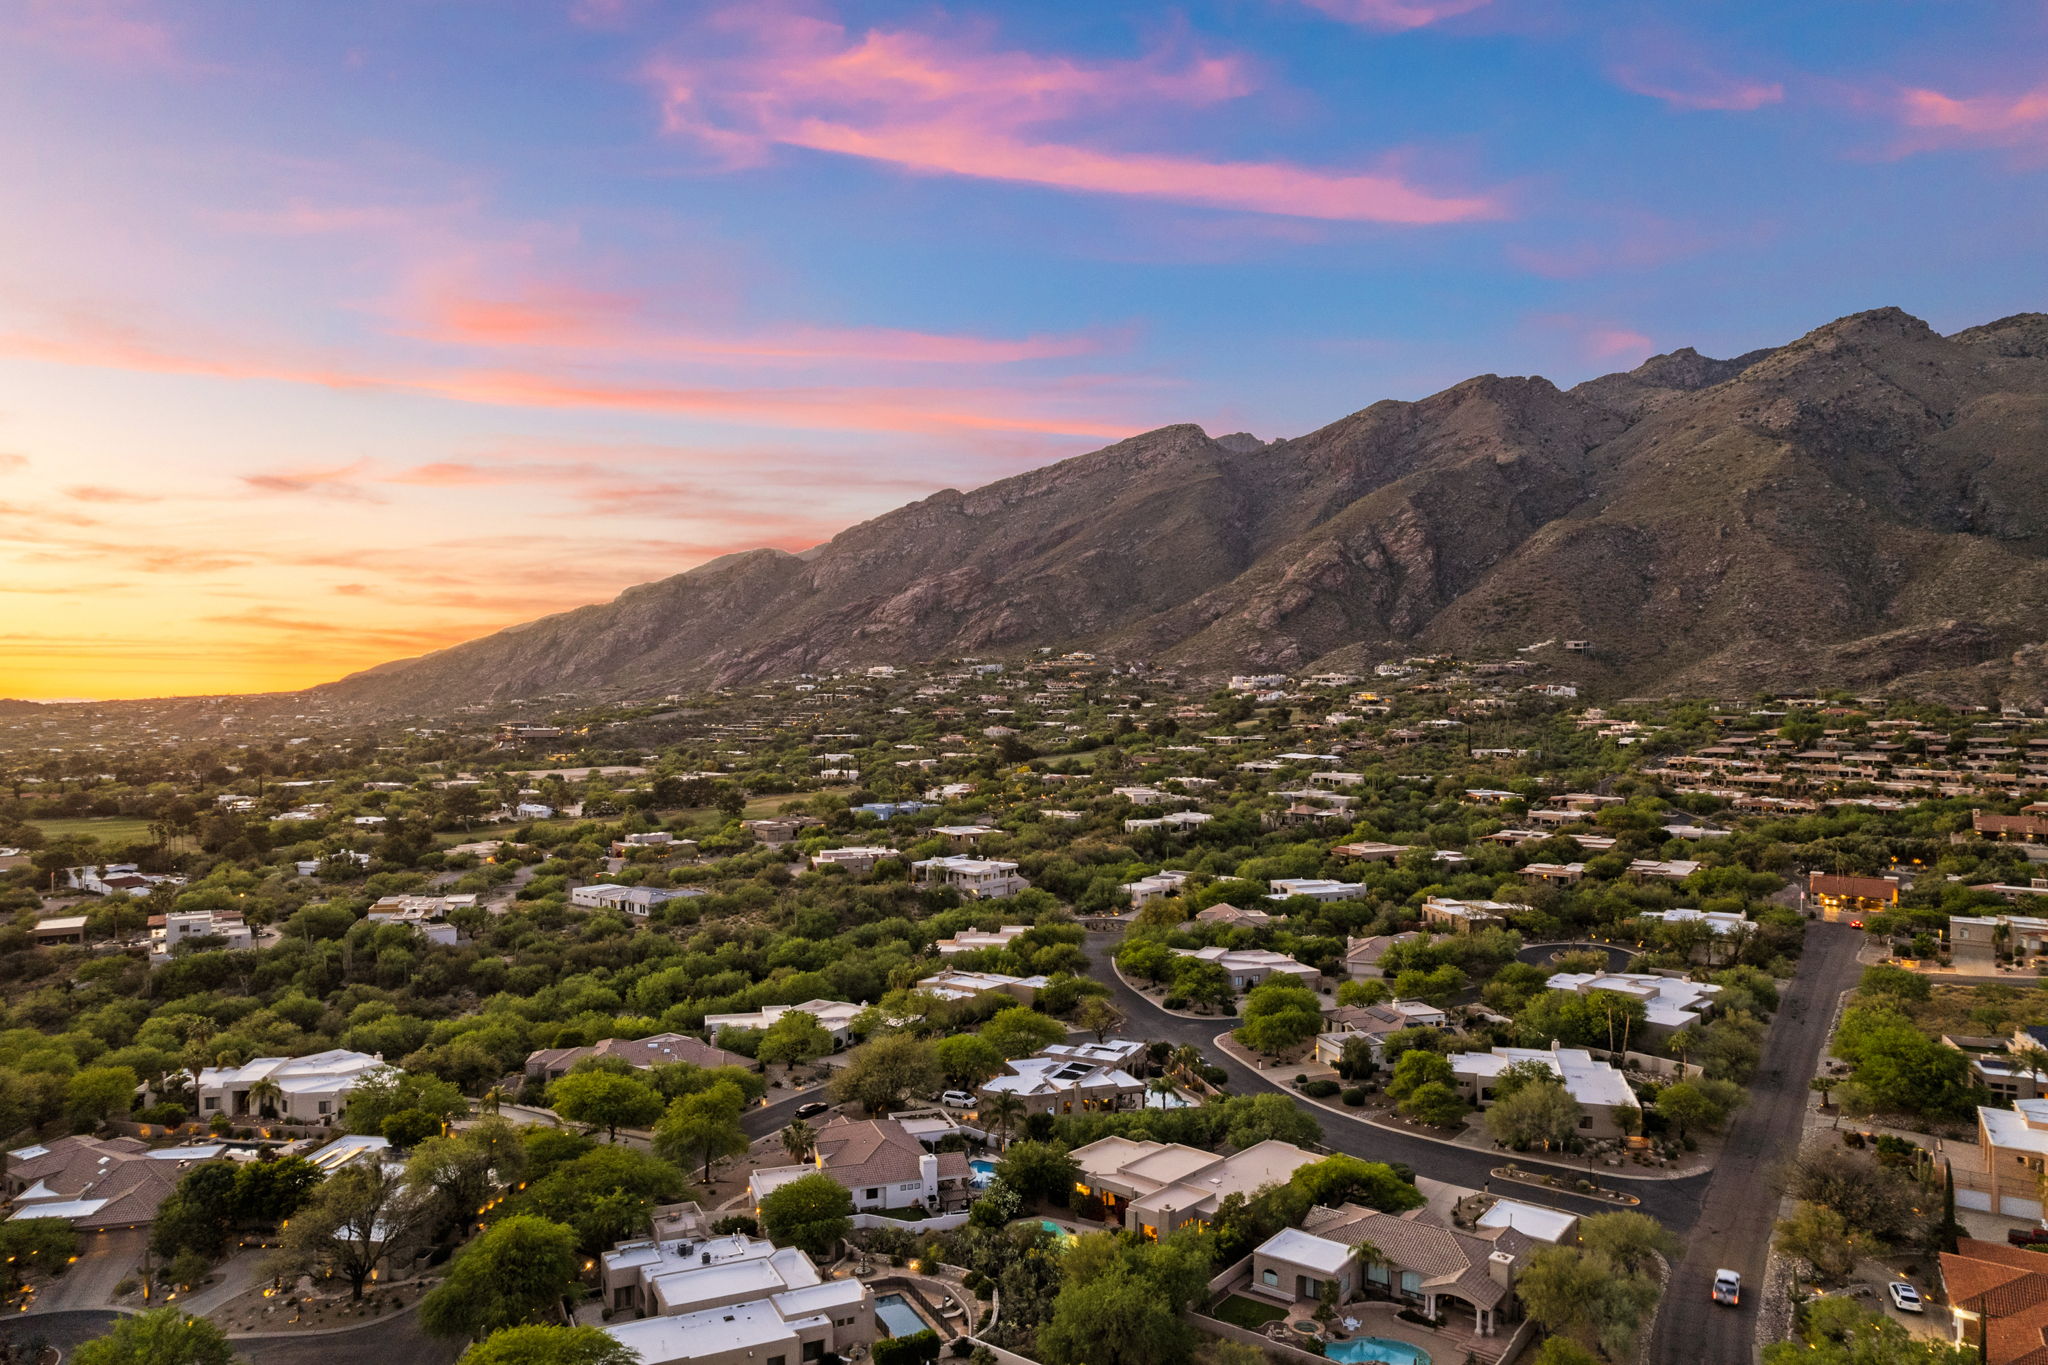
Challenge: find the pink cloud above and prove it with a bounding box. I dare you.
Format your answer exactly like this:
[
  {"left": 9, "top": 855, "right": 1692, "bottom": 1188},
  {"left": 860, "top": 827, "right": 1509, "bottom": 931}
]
[
  {"left": 645, "top": 9, "right": 1500, "bottom": 224},
  {"left": 1291, "top": 0, "right": 1494, "bottom": 31},
  {"left": 0, "top": 454, "right": 27, "bottom": 474},
  {"left": 240, "top": 460, "right": 385, "bottom": 500},
  {"left": 1611, "top": 62, "right": 1783, "bottom": 112},
  {"left": 1899, "top": 83, "right": 2048, "bottom": 145},
  {"left": 406, "top": 282, "right": 1112, "bottom": 365},
  {"left": 63, "top": 485, "right": 163, "bottom": 503},
  {"left": 1586, "top": 327, "right": 1654, "bottom": 361},
  {"left": 1505, "top": 211, "right": 1728, "bottom": 280},
  {"left": 7, "top": 0, "right": 187, "bottom": 70},
  {"left": 0, "top": 319, "right": 1145, "bottom": 440}
]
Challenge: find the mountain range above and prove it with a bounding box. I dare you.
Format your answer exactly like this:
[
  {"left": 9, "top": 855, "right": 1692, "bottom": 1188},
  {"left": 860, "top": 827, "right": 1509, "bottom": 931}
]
[{"left": 315, "top": 307, "right": 2048, "bottom": 713}]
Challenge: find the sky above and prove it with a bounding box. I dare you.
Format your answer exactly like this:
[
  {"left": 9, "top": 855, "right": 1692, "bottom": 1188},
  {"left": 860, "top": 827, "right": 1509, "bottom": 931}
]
[{"left": 2, "top": 1, "right": 2046, "bottom": 700}]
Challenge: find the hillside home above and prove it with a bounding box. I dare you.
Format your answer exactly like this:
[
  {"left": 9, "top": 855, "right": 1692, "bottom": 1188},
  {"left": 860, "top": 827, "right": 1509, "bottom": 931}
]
[
  {"left": 610, "top": 832, "right": 697, "bottom": 857},
  {"left": 1939, "top": 1238, "right": 2048, "bottom": 1365},
  {"left": 1332, "top": 842, "right": 1411, "bottom": 862},
  {"left": 1807, "top": 872, "right": 1900, "bottom": 922},
  {"left": 979, "top": 1055, "right": 1145, "bottom": 1116},
  {"left": 1194, "top": 902, "right": 1274, "bottom": 930},
  {"left": 934, "top": 924, "right": 1032, "bottom": 955},
  {"left": 525, "top": 1033, "right": 750, "bottom": 1083},
  {"left": 1543, "top": 972, "right": 1721, "bottom": 1037},
  {"left": 808, "top": 846, "right": 895, "bottom": 874},
  {"left": 195, "top": 1049, "right": 387, "bottom": 1124},
  {"left": 1636, "top": 907, "right": 1751, "bottom": 936},
  {"left": 1313, "top": 1000, "right": 1453, "bottom": 1068},
  {"left": 702, "top": 1000, "right": 865, "bottom": 1047},
  {"left": 1421, "top": 897, "right": 1525, "bottom": 933},
  {"left": 1447, "top": 1044, "right": 1642, "bottom": 1139},
  {"left": 569, "top": 884, "right": 708, "bottom": 917},
  {"left": 1267, "top": 879, "right": 1368, "bottom": 903},
  {"left": 148, "top": 910, "right": 253, "bottom": 962},
  {"left": 1250, "top": 1202, "right": 1537, "bottom": 1336},
  {"left": 4, "top": 1135, "right": 222, "bottom": 1231},
  {"left": 66, "top": 864, "right": 185, "bottom": 898},
  {"left": 1170, "top": 945, "right": 1320, "bottom": 990},
  {"left": 914, "top": 968, "right": 1048, "bottom": 1004},
  {"left": 748, "top": 1116, "right": 973, "bottom": 1214},
  {"left": 1122, "top": 870, "right": 1191, "bottom": 907},
  {"left": 602, "top": 1231, "right": 874, "bottom": 1365},
  {"left": 911, "top": 855, "right": 1028, "bottom": 900},
  {"left": 1068, "top": 1136, "right": 1322, "bottom": 1239}
]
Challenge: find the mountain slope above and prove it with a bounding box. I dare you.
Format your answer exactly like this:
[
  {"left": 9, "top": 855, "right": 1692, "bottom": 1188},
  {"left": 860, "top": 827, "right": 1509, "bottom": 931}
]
[{"left": 314, "top": 307, "right": 2048, "bottom": 711}]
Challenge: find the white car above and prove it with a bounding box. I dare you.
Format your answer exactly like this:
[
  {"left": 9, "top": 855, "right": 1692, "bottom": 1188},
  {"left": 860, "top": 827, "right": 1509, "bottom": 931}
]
[
  {"left": 1711, "top": 1269, "right": 1741, "bottom": 1306},
  {"left": 1888, "top": 1281, "right": 1924, "bottom": 1314},
  {"left": 939, "top": 1090, "right": 979, "bottom": 1109}
]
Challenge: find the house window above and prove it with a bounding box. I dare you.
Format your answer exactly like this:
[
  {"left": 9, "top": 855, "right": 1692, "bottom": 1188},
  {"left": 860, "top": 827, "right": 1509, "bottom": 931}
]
[
  {"left": 1262, "top": 1269, "right": 1279, "bottom": 1287},
  {"left": 1578, "top": 1116, "right": 1593, "bottom": 1129},
  {"left": 1399, "top": 1272, "right": 1421, "bottom": 1296},
  {"left": 803, "top": 1346, "right": 823, "bottom": 1363},
  {"left": 1367, "top": 1265, "right": 1390, "bottom": 1286},
  {"left": 864, "top": 1188, "right": 881, "bottom": 1201},
  {"left": 769, "top": 1357, "right": 785, "bottom": 1365}
]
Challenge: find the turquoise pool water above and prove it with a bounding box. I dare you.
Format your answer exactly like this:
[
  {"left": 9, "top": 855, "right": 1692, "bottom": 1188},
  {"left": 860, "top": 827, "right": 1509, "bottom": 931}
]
[
  {"left": 969, "top": 1158, "right": 997, "bottom": 1185},
  {"left": 875, "top": 1293, "right": 927, "bottom": 1337},
  {"left": 1038, "top": 1219, "right": 1076, "bottom": 1245},
  {"left": 1324, "top": 1338, "right": 1431, "bottom": 1365}
]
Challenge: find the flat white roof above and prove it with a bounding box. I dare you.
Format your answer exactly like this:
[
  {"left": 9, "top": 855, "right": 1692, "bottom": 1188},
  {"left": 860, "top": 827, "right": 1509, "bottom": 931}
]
[
  {"left": 1257, "top": 1226, "right": 1354, "bottom": 1276},
  {"left": 1477, "top": 1199, "right": 1578, "bottom": 1243}
]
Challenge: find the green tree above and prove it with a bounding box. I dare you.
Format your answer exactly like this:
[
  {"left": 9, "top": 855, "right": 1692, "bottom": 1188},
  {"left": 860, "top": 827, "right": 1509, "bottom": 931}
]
[
  {"left": 1575, "top": 1212, "right": 1675, "bottom": 1277},
  {"left": 1289, "top": 1156, "right": 1423, "bottom": 1213},
  {"left": 519, "top": 1145, "right": 688, "bottom": 1255},
  {"left": 1656, "top": 1078, "right": 1742, "bottom": 1141},
  {"left": 74, "top": 1310, "right": 235, "bottom": 1365},
  {"left": 1762, "top": 1296, "right": 1977, "bottom": 1365},
  {"left": 1386, "top": 1050, "right": 1454, "bottom": 1103},
  {"left": 756, "top": 1172, "right": 853, "bottom": 1259},
  {"left": 653, "top": 1080, "right": 750, "bottom": 1182},
  {"left": 1484, "top": 1080, "right": 1583, "bottom": 1150},
  {"left": 995, "top": 1141, "right": 1079, "bottom": 1204},
  {"left": 829, "top": 1034, "right": 941, "bottom": 1115},
  {"left": 1774, "top": 1202, "right": 1872, "bottom": 1283},
  {"left": 458, "top": 1327, "right": 637, "bottom": 1365},
  {"left": 1218, "top": 1093, "right": 1321, "bottom": 1148},
  {"left": 67, "top": 1064, "right": 139, "bottom": 1128},
  {"left": 932, "top": 1033, "right": 1006, "bottom": 1090},
  {"left": 1399, "top": 1081, "right": 1469, "bottom": 1127},
  {"left": 268, "top": 1162, "right": 429, "bottom": 1299},
  {"left": 1072, "top": 996, "right": 1126, "bottom": 1043},
  {"left": 420, "top": 1215, "right": 582, "bottom": 1338},
  {"left": 1234, "top": 980, "right": 1325, "bottom": 1057},
  {"left": 756, "top": 1011, "right": 834, "bottom": 1068},
  {"left": 981, "top": 1007, "right": 1066, "bottom": 1059},
  {"left": 780, "top": 1118, "right": 816, "bottom": 1165},
  {"left": 549, "top": 1071, "right": 666, "bottom": 1141}
]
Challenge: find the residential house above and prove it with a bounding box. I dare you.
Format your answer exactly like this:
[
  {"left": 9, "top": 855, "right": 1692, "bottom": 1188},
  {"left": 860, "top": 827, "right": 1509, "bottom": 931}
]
[
  {"left": 747, "top": 1116, "right": 973, "bottom": 1214},
  {"left": 1939, "top": 1238, "right": 2048, "bottom": 1365},
  {"left": 1170, "top": 945, "right": 1320, "bottom": 991},
  {"left": 194, "top": 1049, "right": 387, "bottom": 1125},
  {"left": 1543, "top": 972, "right": 1721, "bottom": 1039},
  {"left": 5, "top": 1135, "right": 222, "bottom": 1231},
  {"left": 66, "top": 864, "right": 185, "bottom": 898},
  {"left": 1266, "top": 879, "right": 1367, "bottom": 903},
  {"left": 1807, "top": 872, "right": 1900, "bottom": 922},
  {"left": 602, "top": 1230, "right": 874, "bottom": 1365},
  {"left": 1957, "top": 1099, "right": 2048, "bottom": 1221},
  {"left": 911, "top": 855, "right": 1028, "bottom": 900},
  {"left": 1636, "top": 907, "right": 1751, "bottom": 936},
  {"left": 934, "top": 924, "right": 1033, "bottom": 955},
  {"left": 702, "top": 1000, "right": 865, "bottom": 1048},
  {"left": 1069, "top": 1135, "right": 1322, "bottom": 1239},
  {"left": 611, "top": 832, "right": 697, "bottom": 858},
  {"left": 31, "top": 916, "right": 89, "bottom": 946},
  {"left": 148, "top": 910, "right": 253, "bottom": 962},
  {"left": 979, "top": 1055, "right": 1144, "bottom": 1116},
  {"left": 1446, "top": 1044, "right": 1642, "bottom": 1139},
  {"left": 913, "top": 969, "right": 1048, "bottom": 1004},
  {"left": 1313, "top": 1000, "right": 1453, "bottom": 1068},
  {"left": 1122, "top": 870, "right": 1191, "bottom": 907},
  {"left": 1627, "top": 859, "right": 1702, "bottom": 882},
  {"left": 1421, "top": 898, "right": 1525, "bottom": 933},
  {"left": 1332, "top": 842, "right": 1411, "bottom": 862},
  {"left": 1194, "top": 902, "right": 1274, "bottom": 930},
  {"left": 1250, "top": 1202, "right": 1537, "bottom": 1336},
  {"left": 1123, "top": 810, "right": 1214, "bottom": 834},
  {"left": 569, "top": 884, "right": 708, "bottom": 917},
  {"left": 1344, "top": 933, "right": 1423, "bottom": 980},
  {"left": 525, "top": 1033, "right": 751, "bottom": 1084},
  {"left": 808, "top": 846, "right": 895, "bottom": 874}
]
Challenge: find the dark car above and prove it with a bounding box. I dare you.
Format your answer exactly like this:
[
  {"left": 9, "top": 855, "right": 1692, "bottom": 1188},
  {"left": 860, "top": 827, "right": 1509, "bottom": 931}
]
[
  {"left": 794, "top": 1100, "right": 831, "bottom": 1120},
  {"left": 2008, "top": 1227, "right": 2048, "bottom": 1248}
]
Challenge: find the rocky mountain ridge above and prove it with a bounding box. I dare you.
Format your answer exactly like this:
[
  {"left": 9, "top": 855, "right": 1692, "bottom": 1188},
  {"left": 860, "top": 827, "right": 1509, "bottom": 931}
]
[{"left": 313, "top": 307, "right": 2048, "bottom": 712}]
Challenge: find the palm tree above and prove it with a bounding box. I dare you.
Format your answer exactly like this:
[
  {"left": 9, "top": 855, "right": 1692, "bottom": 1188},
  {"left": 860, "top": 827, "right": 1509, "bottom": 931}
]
[
  {"left": 245, "top": 1077, "right": 284, "bottom": 1120},
  {"left": 982, "top": 1093, "right": 1026, "bottom": 1150},
  {"left": 478, "top": 1086, "right": 505, "bottom": 1116},
  {"left": 1170, "top": 1044, "right": 1203, "bottom": 1085},
  {"left": 781, "top": 1118, "right": 816, "bottom": 1165},
  {"left": 1146, "top": 1076, "right": 1178, "bottom": 1110}
]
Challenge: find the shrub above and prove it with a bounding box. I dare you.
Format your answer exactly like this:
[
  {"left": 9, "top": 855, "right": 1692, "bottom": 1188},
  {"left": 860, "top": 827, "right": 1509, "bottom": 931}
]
[
  {"left": 1200, "top": 1065, "right": 1229, "bottom": 1085},
  {"left": 1341, "top": 1088, "right": 1367, "bottom": 1107},
  {"left": 1301, "top": 1080, "right": 1341, "bottom": 1099},
  {"left": 1162, "top": 996, "right": 1188, "bottom": 1011}
]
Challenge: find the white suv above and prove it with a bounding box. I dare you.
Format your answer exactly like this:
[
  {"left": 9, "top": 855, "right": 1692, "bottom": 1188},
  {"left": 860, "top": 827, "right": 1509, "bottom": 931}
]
[{"left": 939, "top": 1090, "right": 978, "bottom": 1108}]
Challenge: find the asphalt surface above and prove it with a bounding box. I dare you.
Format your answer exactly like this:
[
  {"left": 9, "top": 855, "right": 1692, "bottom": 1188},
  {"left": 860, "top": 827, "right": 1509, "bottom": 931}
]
[
  {"left": 0, "top": 1309, "right": 122, "bottom": 1363},
  {"left": 6, "top": 1302, "right": 459, "bottom": 1365},
  {"left": 1079, "top": 933, "right": 1712, "bottom": 1231},
  {"left": 1642, "top": 921, "right": 1865, "bottom": 1365}
]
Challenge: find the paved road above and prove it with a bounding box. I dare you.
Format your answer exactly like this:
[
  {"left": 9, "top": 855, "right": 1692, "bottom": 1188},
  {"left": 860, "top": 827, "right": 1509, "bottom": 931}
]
[
  {"left": 0, "top": 1309, "right": 122, "bottom": 1362},
  {"left": 1643, "top": 921, "right": 1865, "bottom": 1365},
  {"left": 1081, "top": 934, "right": 1711, "bottom": 1231},
  {"left": 232, "top": 1311, "right": 460, "bottom": 1365}
]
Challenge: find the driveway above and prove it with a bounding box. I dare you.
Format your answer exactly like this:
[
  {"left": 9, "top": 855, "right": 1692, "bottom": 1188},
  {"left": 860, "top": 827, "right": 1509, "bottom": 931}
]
[
  {"left": 27, "top": 1228, "right": 145, "bottom": 1315},
  {"left": 1642, "top": 921, "right": 1865, "bottom": 1364},
  {"left": 1081, "top": 934, "right": 1710, "bottom": 1231}
]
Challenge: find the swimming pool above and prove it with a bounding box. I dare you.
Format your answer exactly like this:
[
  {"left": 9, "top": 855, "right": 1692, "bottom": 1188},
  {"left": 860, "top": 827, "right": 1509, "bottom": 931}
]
[
  {"left": 969, "top": 1158, "right": 997, "bottom": 1185},
  {"left": 1037, "top": 1219, "right": 1076, "bottom": 1246},
  {"left": 1324, "top": 1339, "right": 1430, "bottom": 1365},
  {"left": 875, "top": 1293, "right": 928, "bottom": 1338}
]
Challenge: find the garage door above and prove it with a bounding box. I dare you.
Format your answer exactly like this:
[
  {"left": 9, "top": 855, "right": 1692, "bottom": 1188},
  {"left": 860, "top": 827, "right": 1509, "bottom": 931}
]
[
  {"left": 2001, "top": 1196, "right": 2043, "bottom": 1221},
  {"left": 1958, "top": 1189, "right": 1992, "bottom": 1212}
]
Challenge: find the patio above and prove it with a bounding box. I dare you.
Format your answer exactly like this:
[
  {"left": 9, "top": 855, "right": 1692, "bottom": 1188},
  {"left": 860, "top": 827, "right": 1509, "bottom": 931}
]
[{"left": 1213, "top": 1289, "right": 1481, "bottom": 1364}]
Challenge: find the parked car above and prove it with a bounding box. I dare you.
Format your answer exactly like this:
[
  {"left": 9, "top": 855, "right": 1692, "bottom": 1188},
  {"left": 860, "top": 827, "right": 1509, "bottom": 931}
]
[
  {"left": 1712, "top": 1269, "right": 1741, "bottom": 1307},
  {"left": 2008, "top": 1227, "right": 2048, "bottom": 1248},
  {"left": 794, "top": 1100, "right": 831, "bottom": 1120},
  {"left": 1888, "top": 1282, "right": 1924, "bottom": 1314},
  {"left": 939, "top": 1090, "right": 978, "bottom": 1108}
]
